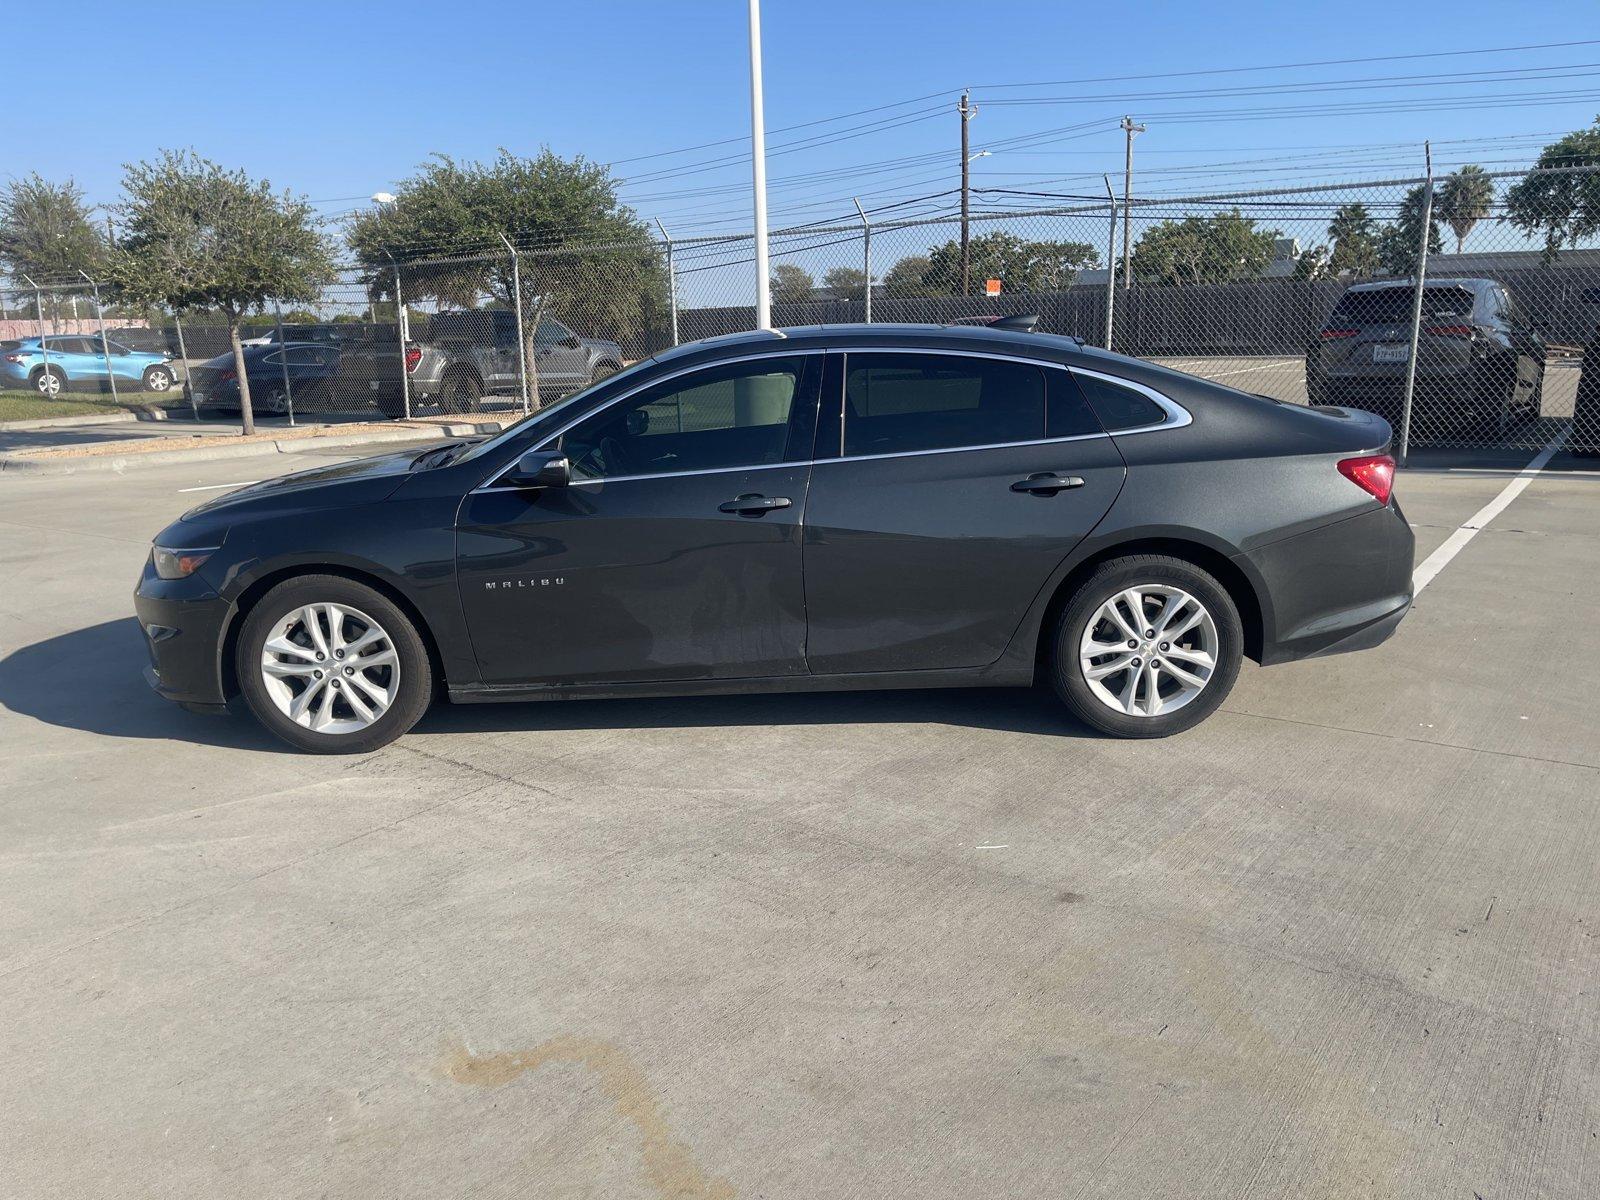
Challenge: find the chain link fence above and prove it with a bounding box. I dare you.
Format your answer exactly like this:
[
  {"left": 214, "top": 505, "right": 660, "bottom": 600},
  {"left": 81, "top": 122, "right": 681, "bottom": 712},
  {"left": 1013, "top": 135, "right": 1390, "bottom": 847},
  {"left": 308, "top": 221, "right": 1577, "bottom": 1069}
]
[{"left": 5, "top": 163, "right": 1596, "bottom": 454}]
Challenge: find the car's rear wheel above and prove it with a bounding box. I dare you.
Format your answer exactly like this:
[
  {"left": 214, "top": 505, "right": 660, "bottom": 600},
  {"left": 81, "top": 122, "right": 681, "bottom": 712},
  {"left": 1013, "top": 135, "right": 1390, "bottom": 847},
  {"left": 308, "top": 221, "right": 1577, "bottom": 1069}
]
[
  {"left": 438, "top": 371, "right": 482, "bottom": 415},
  {"left": 1049, "top": 555, "right": 1243, "bottom": 738},
  {"left": 31, "top": 366, "right": 65, "bottom": 397},
  {"left": 590, "top": 361, "right": 620, "bottom": 385},
  {"left": 142, "top": 365, "right": 174, "bottom": 393},
  {"left": 236, "top": 575, "right": 433, "bottom": 754}
]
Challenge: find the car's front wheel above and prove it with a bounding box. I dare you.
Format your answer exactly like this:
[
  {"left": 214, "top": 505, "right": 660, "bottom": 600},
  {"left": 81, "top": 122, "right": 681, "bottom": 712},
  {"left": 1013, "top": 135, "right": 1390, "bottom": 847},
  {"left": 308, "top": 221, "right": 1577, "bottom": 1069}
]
[
  {"left": 142, "top": 365, "right": 174, "bottom": 393},
  {"left": 1049, "top": 555, "right": 1243, "bottom": 738},
  {"left": 236, "top": 575, "right": 433, "bottom": 753}
]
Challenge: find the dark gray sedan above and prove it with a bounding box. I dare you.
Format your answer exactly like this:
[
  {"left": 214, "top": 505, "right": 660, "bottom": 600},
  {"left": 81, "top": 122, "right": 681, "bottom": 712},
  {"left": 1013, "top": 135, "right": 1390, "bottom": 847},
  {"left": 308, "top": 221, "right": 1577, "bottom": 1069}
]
[{"left": 135, "top": 322, "right": 1413, "bottom": 753}]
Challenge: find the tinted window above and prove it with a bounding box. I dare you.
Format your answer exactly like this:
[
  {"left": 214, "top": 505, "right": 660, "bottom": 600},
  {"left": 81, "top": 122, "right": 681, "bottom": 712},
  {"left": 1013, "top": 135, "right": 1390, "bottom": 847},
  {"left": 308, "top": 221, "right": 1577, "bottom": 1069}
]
[
  {"left": 842, "top": 353, "right": 1044, "bottom": 457},
  {"left": 536, "top": 319, "right": 573, "bottom": 348},
  {"left": 1046, "top": 373, "right": 1104, "bottom": 439},
  {"left": 1329, "top": 286, "right": 1474, "bottom": 325},
  {"left": 284, "top": 347, "right": 325, "bottom": 366},
  {"left": 1072, "top": 372, "right": 1165, "bottom": 431},
  {"left": 561, "top": 357, "right": 809, "bottom": 480}
]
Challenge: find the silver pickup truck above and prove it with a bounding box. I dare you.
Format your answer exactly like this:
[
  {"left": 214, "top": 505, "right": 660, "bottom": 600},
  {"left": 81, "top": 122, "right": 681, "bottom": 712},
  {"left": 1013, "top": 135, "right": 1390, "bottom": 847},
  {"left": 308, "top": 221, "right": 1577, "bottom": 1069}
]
[{"left": 408, "top": 311, "right": 624, "bottom": 412}]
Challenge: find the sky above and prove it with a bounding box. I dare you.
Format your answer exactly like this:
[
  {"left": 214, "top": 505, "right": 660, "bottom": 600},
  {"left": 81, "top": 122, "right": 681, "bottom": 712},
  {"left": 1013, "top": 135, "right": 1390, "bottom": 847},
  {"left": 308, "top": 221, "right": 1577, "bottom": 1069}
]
[{"left": 13, "top": 0, "right": 1600, "bottom": 301}]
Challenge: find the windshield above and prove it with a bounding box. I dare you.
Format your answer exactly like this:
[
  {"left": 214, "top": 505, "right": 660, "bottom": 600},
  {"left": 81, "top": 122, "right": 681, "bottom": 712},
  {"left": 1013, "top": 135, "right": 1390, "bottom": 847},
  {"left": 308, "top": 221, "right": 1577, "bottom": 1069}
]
[{"left": 451, "top": 356, "right": 661, "bottom": 466}]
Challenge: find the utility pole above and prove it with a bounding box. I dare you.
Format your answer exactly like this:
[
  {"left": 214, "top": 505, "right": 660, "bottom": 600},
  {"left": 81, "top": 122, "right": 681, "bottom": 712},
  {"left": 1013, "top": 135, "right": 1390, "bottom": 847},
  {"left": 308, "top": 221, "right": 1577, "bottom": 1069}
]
[
  {"left": 959, "top": 90, "right": 974, "bottom": 296},
  {"left": 1120, "top": 116, "right": 1146, "bottom": 290},
  {"left": 748, "top": 0, "right": 772, "bottom": 330}
]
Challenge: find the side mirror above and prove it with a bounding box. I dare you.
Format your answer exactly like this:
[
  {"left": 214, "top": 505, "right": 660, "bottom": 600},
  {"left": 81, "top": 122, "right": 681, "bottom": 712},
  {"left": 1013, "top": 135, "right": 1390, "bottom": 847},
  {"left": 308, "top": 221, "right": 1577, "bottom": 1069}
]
[{"left": 503, "top": 450, "right": 570, "bottom": 490}]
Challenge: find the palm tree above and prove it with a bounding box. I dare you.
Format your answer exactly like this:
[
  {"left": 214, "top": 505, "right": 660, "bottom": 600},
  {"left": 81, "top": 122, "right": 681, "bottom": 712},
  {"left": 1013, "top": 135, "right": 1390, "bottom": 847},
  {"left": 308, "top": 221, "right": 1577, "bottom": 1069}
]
[
  {"left": 1327, "top": 202, "right": 1379, "bottom": 277},
  {"left": 1437, "top": 165, "right": 1495, "bottom": 254}
]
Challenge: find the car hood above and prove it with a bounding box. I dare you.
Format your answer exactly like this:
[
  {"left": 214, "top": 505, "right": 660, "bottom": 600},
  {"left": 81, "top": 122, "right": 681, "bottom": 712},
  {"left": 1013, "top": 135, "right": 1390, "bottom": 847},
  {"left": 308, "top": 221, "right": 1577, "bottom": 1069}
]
[{"left": 180, "top": 447, "right": 422, "bottom": 521}]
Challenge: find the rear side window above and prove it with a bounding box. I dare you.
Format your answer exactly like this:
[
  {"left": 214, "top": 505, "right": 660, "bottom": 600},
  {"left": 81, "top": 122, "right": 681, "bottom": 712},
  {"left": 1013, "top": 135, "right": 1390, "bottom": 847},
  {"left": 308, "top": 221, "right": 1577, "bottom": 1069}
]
[
  {"left": 1071, "top": 371, "right": 1165, "bottom": 431},
  {"left": 842, "top": 353, "right": 1044, "bottom": 457}
]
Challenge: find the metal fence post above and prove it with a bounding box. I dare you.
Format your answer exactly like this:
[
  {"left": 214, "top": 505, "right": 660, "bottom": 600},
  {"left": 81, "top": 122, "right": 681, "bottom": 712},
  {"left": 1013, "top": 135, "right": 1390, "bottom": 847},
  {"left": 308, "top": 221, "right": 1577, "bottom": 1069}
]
[
  {"left": 173, "top": 315, "right": 198, "bottom": 420},
  {"left": 80, "top": 273, "right": 119, "bottom": 405},
  {"left": 852, "top": 199, "right": 872, "bottom": 324},
  {"left": 273, "top": 302, "right": 295, "bottom": 426},
  {"left": 390, "top": 257, "right": 411, "bottom": 421},
  {"left": 500, "top": 233, "right": 530, "bottom": 416},
  {"left": 1103, "top": 175, "right": 1117, "bottom": 351},
  {"left": 655, "top": 219, "right": 679, "bottom": 346},
  {"left": 1398, "top": 141, "right": 1434, "bottom": 466},
  {"left": 22, "top": 274, "right": 53, "bottom": 396}
]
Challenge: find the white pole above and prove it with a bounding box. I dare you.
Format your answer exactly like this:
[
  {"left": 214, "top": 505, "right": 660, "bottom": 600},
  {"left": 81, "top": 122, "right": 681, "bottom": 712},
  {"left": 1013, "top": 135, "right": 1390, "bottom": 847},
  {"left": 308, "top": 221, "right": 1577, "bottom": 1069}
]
[{"left": 747, "top": 0, "right": 772, "bottom": 330}]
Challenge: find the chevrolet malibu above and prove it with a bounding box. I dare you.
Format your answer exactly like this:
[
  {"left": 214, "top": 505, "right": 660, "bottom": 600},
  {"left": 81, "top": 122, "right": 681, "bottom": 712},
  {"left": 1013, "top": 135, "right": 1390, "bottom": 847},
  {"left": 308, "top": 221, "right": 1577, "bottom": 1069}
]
[{"left": 135, "top": 323, "right": 1414, "bottom": 753}]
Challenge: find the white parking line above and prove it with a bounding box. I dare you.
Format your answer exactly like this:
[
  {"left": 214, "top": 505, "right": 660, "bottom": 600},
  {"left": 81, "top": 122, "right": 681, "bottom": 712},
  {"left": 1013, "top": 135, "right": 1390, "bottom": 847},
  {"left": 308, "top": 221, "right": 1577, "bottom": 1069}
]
[
  {"left": 1170, "top": 361, "right": 1293, "bottom": 380},
  {"left": 1411, "top": 427, "right": 1567, "bottom": 596},
  {"left": 178, "top": 480, "right": 260, "bottom": 493}
]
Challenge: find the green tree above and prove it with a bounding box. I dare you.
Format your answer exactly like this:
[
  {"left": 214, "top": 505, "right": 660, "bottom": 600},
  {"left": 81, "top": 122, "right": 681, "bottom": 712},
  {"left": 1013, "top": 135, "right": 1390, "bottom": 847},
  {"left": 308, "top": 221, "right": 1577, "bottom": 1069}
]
[
  {"left": 1327, "top": 203, "right": 1381, "bottom": 277},
  {"left": 1437, "top": 164, "right": 1495, "bottom": 254},
  {"left": 1291, "top": 245, "right": 1332, "bottom": 281},
  {"left": 106, "top": 150, "right": 336, "bottom": 435},
  {"left": 770, "top": 262, "right": 815, "bottom": 304},
  {"left": 1129, "top": 210, "right": 1279, "bottom": 286},
  {"left": 881, "top": 254, "right": 935, "bottom": 298},
  {"left": 921, "top": 232, "right": 1098, "bottom": 295},
  {"left": 0, "top": 174, "right": 107, "bottom": 325},
  {"left": 822, "top": 266, "right": 868, "bottom": 304},
  {"left": 1376, "top": 185, "right": 1443, "bottom": 277},
  {"left": 1505, "top": 117, "right": 1600, "bottom": 261},
  {"left": 347, "top": 150, "right": 663, "bottom": 389}
]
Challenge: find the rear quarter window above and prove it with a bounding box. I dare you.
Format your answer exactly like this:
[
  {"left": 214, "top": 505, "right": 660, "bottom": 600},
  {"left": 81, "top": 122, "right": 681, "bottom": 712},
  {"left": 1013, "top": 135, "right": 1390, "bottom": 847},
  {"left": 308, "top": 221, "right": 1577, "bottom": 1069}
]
[{"left": 1070, "top": 371, "right": 1166, "bottom": 431}]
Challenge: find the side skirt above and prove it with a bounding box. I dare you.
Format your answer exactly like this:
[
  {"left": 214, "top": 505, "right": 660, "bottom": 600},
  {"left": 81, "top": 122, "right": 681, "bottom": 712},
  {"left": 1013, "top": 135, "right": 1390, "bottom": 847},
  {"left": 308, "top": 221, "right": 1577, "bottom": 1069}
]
[{"left": 448, "top": 664, "right": 1037, "bottom": 705}]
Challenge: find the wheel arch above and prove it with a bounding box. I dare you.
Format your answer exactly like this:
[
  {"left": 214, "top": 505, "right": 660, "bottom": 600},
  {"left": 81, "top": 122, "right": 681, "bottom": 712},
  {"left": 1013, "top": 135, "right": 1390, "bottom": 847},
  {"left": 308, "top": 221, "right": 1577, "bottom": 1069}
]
[
  {"left": 218, "top": 562, "right": 448, "bottom": 701},
  {"left": 1032, "top": 535, "right": 1268, "bottom": 667}
]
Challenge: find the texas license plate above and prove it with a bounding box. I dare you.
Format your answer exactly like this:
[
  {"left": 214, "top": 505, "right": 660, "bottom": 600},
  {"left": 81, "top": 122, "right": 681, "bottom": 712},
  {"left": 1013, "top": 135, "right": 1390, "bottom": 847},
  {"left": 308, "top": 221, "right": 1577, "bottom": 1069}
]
[
  {"left": 191, "top": 391, "right": 207, "bottom": 403},
  {"left": 1372, "top": 344, "right": 1409, "bottom": 363}
]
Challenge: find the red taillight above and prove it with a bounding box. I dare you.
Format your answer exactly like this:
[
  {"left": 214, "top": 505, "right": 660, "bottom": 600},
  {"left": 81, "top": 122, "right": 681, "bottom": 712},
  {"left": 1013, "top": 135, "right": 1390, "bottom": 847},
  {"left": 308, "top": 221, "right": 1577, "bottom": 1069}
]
[
  {"left": 2, "top": 353, "right": 25, "bottom": 364},
  {"left": 1425, "top": 324, "right": 1474, "bottom": 338},
  {"left": 1319, "top": 328, "right": 1358, "bottom": 340},
  {"left": 1338, "top": 454, "right": 1395, "bottom": 505},
  {"left": 218, "top": 368, "right": 236, "bottom": 383},
  {"left": 404, "top": 346, "right": 422, "bottom": 373}
]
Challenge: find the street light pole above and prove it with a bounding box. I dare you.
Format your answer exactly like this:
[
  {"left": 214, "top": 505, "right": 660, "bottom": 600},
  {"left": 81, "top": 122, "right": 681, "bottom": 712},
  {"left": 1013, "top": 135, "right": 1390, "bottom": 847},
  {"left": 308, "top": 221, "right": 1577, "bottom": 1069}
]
[
  {"left": 959, "top": 90, "right": 975, "bottom": 296},
  {"left": 748, "top": 0, "right": 772, "bottom": 330}
]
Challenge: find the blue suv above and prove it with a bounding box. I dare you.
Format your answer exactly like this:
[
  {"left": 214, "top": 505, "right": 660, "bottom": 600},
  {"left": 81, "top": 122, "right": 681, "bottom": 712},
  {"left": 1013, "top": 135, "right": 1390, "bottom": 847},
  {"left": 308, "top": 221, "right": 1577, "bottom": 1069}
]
[{"left": 1, "top": 335, "right": 177, "bottom": 397}]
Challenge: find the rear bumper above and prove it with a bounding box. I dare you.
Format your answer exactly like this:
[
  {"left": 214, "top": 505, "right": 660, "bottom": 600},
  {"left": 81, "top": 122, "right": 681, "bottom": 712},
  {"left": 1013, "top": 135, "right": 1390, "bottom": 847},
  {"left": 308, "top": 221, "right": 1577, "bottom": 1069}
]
[
  {"left": 133, "top": 568, "right": 233, "bottom": 707},
  {"left": 1243, "top": 501, "right": 1415, "bottom": 666}
]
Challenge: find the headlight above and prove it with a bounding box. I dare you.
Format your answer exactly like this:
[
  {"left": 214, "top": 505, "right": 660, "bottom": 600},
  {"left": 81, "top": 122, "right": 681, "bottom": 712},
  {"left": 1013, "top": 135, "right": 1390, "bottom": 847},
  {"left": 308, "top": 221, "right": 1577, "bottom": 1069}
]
[{"left": 152, "top": 546, "right": 217, "bottom": 580}]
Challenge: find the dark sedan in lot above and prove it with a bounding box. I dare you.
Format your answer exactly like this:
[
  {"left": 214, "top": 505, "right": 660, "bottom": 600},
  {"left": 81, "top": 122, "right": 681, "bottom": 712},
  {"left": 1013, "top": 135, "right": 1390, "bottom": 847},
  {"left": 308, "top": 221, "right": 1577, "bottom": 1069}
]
[{"left": 135, "top": 323, "right": 1414, "bottom": 753}]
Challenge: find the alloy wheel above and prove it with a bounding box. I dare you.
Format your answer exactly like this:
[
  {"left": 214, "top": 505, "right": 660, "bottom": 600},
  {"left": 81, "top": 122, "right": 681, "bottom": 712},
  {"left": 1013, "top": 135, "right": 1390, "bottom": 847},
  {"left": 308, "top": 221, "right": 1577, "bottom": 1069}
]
[
  {"left": 1078, "top": 585, "right": 1219, "bottom": 718},
  {"left": 259, "top": 603, "right": 400, "bottom": 734},
  {"left": 35, "top": 371, "right": 62, "bottom": 397}
]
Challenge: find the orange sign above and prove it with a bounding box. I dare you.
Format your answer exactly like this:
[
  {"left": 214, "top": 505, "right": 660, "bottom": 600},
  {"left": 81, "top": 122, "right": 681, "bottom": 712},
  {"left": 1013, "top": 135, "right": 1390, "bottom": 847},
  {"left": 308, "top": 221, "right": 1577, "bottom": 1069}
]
[{"left": 984, "top": 278, "right": 1002, "bottom": 296}]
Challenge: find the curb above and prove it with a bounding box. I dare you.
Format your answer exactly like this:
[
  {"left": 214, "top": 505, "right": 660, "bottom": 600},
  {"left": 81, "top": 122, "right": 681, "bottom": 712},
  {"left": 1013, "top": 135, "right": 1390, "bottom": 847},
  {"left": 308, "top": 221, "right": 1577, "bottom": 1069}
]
[
  {"left": 0, "top": 405, "right": 175, "bottom": 432},
  {"left": 0, "top": 421, "right": 502, "bottom": 477}
]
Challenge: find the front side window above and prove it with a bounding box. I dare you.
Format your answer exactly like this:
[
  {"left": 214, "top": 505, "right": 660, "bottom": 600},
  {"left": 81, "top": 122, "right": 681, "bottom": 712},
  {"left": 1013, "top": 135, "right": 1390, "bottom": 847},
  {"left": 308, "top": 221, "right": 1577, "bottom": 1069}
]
[
  {"left": 841, "top": 353, "right": 1046, "bottom": 457},
  {"left": 560, "top": 356, "right": 811, "bottom": 481}
]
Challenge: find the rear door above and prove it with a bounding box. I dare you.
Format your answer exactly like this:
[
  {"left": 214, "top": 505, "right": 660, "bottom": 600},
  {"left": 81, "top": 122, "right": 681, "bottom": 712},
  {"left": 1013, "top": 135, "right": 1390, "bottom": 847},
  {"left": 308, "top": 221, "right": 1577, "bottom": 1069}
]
[{"left": 801, "top": 350, "right": 1126, "bottom": 675}]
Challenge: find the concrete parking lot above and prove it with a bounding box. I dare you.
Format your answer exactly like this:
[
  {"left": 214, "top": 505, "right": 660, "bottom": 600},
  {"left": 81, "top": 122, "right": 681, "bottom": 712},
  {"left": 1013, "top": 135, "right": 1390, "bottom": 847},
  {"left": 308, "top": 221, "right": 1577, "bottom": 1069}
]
[{"left": 2, "top": 439, "right": 1597, "bottom": 1197}]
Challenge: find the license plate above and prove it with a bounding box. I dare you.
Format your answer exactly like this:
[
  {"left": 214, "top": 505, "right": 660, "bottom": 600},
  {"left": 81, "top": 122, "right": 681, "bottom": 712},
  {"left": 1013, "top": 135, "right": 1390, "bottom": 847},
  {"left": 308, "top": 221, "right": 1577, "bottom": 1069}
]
[
  {"left": 191, "top": 391, "right": 207, "bottom": 403},
  {"left": 370, "top": 380, "right": 382, "bottom": 391},
  {"left": 1372, "top": 344, "right": 1409, "bottom": 364}
]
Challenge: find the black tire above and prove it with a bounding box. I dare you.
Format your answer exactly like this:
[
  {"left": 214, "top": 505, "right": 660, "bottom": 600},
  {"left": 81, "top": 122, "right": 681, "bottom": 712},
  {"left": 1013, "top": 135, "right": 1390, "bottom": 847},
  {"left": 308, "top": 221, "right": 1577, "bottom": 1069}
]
[
  {"left": 31, "top": 366, "right": 66, "bottom": 397},
  {"left": 590, "top": 360, "right": 620, "bottom": 385},
  {"left": 438, "top": 371, "right": 483, "bottom": 415},
  {"left": 1048, "top": 554, "right": 1244, "bottom": 739},
  {"left": 262, "top": 386, "right": 289, "bottom": 415},
  {"left": 236, "top": 575, "right": 433, "bottom": 754},
  {"left": 1524, "top": 361, "right": 1545, "bottom": 419},
  {"left": 142, "top": 365, "right": 174, "bottom": 393}
]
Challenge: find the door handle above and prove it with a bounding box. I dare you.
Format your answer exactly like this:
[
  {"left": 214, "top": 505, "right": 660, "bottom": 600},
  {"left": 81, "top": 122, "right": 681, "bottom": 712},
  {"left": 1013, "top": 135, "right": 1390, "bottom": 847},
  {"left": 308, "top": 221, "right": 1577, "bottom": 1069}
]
[
  {"left": 718, "top": 493, "right": 792, "bottom": 515},
  {"left": 1010, "top": 472, "right": 1085, "bottom": 495}
]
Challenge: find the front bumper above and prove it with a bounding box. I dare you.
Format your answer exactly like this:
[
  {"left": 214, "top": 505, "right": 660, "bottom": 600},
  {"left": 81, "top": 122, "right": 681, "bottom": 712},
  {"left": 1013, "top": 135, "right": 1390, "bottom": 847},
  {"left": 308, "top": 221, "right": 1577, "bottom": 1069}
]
[
  {"left": 133, "top": 563, "right": 233, "bottom": 708},
  {"left": 1244, "top": 500, "right": 1416, "bottom": 666}
]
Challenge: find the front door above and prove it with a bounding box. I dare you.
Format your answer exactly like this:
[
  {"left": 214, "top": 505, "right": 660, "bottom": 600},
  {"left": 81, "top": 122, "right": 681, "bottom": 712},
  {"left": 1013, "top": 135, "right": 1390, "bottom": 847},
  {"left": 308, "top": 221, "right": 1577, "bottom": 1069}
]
[
  {"left": 456, "top": 352, "right": 822, "bottom": 685},
  {"left": 802, "top": 351, "right": 1126, "bottom": 674},
  {"left": 534, "top": 319, "right": 590, "bottom": 394}
]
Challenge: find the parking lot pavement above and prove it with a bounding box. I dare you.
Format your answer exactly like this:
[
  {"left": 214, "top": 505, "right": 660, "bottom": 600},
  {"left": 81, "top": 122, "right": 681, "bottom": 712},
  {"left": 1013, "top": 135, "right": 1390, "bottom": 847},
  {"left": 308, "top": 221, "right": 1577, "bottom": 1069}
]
[{"left": 1, "top": 446, "right": 1597, "bottom": 1198}]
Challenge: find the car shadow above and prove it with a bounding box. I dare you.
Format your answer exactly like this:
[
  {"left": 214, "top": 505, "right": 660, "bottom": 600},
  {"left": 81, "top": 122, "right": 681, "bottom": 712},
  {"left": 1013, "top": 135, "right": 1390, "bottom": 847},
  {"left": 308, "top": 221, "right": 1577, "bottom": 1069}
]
[{"left": 1, "top": 617, "right": 1097, "bottom": 748}]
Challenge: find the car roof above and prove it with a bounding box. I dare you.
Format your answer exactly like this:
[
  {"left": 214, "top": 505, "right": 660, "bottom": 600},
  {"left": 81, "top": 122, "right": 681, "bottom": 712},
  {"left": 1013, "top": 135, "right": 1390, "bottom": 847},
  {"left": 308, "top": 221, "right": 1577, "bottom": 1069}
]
[
  {"left": 650, "top": 322, "right": 1087, "bottom": 368},
  {"left": 1342, "top": 277, "right": 1492, "bottom": 293}
]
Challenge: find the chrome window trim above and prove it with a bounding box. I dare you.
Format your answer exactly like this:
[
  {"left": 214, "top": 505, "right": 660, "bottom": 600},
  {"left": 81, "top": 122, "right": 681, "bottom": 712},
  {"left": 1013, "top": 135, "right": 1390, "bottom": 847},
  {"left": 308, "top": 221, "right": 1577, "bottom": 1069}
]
[{"left": 469, "top": 343, "right": 1189, "bottom": 493}]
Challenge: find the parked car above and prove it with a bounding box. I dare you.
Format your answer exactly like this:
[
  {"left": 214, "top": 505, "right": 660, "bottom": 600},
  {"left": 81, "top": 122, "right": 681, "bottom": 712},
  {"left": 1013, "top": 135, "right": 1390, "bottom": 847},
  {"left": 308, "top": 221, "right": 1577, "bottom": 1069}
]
[
  {"left": 1306, "top": 278, "right": 1544, "bottom": 439},
  {"left": 1570, "top": 287, "right": 1600, "bottom": 458},
  {"left": 106, "top": 326, "right": 178, "bottom": 356},
  {"left": 136, "top": 323, "right": 1414, "bottom": 753},
  {"left": 407, "top": 312, "right": 623, "bottom": 412},
  {"left": 1, "top": 335, "right": 176, "bottom": 396},
  {"left": 187, "top": 342, "right": 342, "bottom": 415}
]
